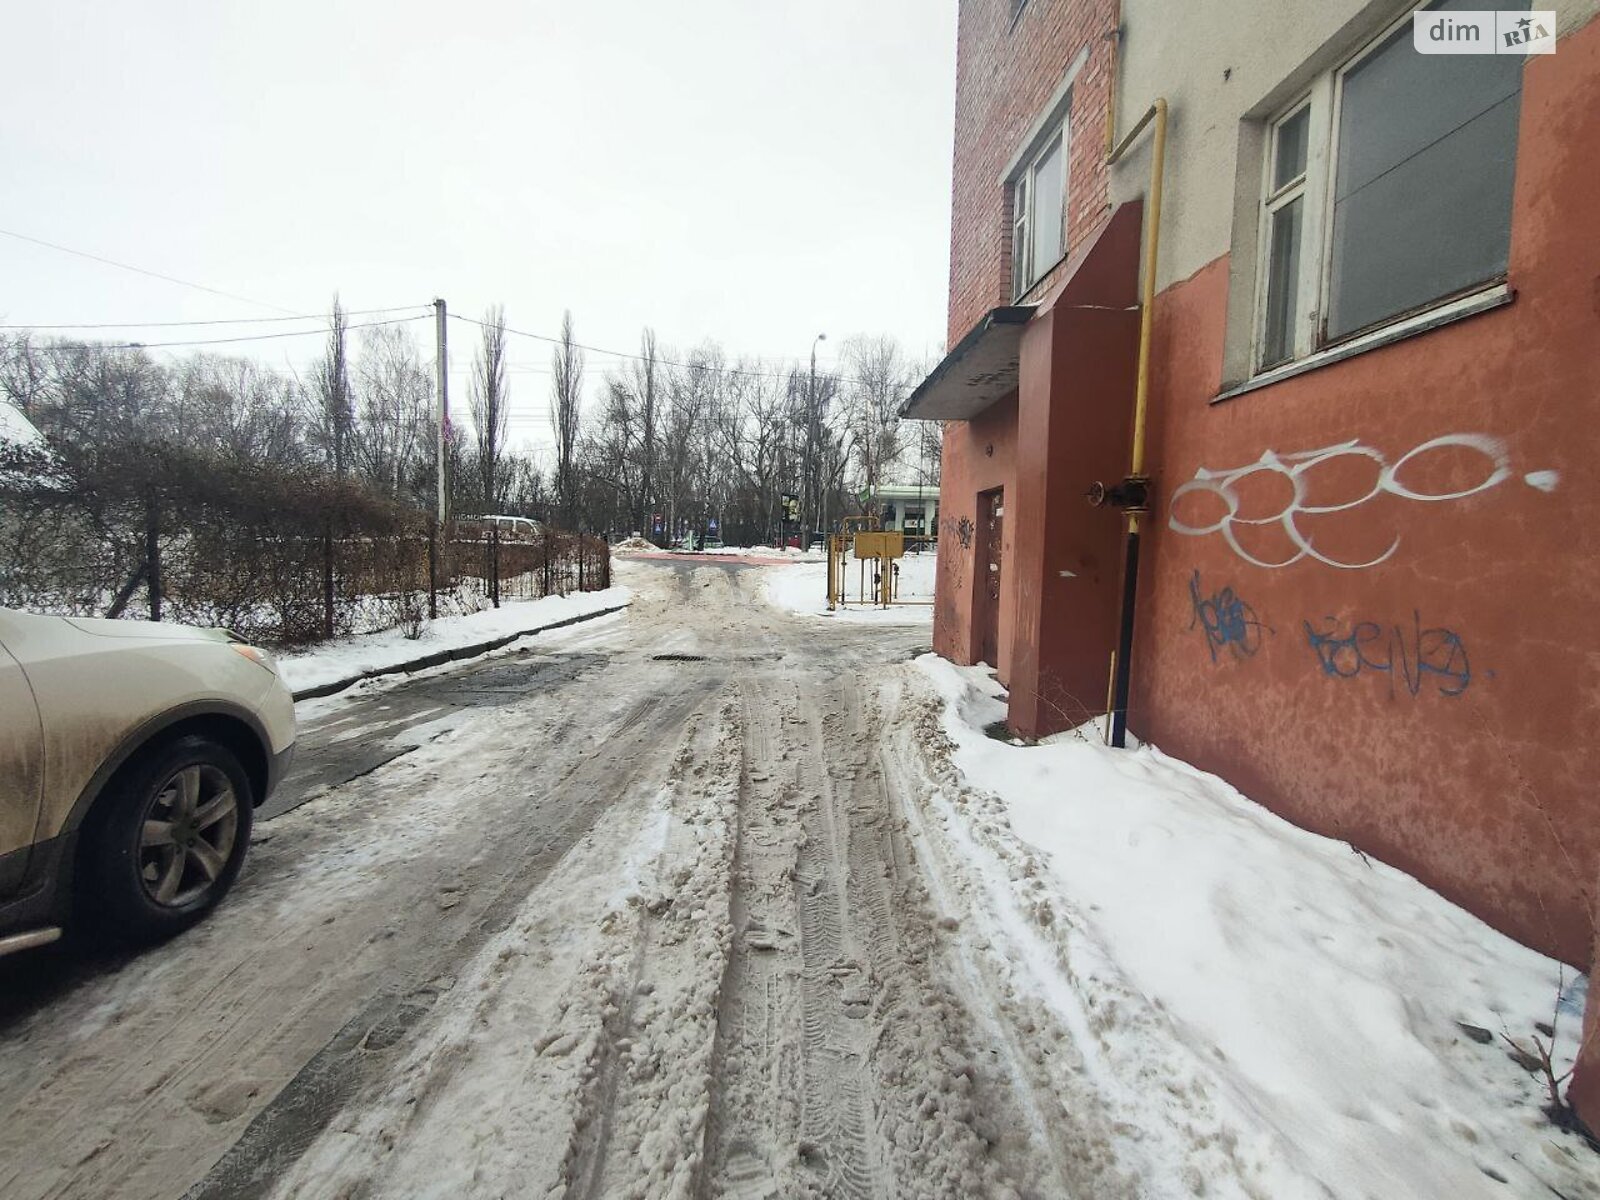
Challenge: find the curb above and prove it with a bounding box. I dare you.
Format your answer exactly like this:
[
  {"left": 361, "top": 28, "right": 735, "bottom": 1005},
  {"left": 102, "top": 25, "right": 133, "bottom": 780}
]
[{"left": 290, "top": 603, "right": 632, "bottom": 702}]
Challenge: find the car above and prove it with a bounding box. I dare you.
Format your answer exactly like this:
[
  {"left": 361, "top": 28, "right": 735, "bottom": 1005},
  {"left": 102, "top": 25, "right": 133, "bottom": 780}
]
[{"left": 0, "top": 610, "right": 296, "bottom": 954}]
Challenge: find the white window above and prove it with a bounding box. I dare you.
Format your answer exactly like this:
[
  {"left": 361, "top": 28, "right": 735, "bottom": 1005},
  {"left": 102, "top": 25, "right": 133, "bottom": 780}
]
[
  {"left": 1254, "top": 0, "right": 1524, "bottom": 372},
  {"left": 1010, "top": 118, "right": 1069, "bottom": 300}
]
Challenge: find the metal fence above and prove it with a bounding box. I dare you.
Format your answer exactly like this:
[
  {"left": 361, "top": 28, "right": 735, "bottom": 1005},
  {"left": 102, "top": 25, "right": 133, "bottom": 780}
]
[{"left": 0, "top": 441, "right": 610, "bottom": 647}]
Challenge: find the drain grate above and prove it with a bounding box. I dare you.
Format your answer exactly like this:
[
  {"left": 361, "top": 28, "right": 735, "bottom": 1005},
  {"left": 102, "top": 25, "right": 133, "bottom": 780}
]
[{"left": 652, "top": 653, "right": 707, "bottom": 662}]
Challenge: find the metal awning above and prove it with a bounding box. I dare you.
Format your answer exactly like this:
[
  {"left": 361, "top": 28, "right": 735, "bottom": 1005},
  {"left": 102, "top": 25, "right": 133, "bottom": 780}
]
[{"left": 899, "top": 305, "right": 1035, "bottom": 421}]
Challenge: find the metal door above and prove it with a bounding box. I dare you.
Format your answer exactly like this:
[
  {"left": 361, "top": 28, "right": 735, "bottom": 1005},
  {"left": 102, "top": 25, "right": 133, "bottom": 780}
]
[{"left": 976, "top": 488, "right": 1003, "bottom": 667}]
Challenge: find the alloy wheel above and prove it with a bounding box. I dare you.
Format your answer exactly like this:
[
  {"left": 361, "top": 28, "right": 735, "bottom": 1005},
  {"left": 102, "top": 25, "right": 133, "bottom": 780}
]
[{"left": 138, "top": 764, "right": 240, "bottom": 907}]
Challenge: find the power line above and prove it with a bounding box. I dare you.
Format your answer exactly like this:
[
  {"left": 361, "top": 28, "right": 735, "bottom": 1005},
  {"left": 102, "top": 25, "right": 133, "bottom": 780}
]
[
  {"left": 446, "top": 312, "right": 913, "bottom": 393},
  {"left": 0, "top": 227, "right": 301, "bottom": 315},
  {"left": 11, "top": 295, "right": 920, "bottom": 394},
  {"left": 50, "top": 314, "right": 430, "bottom": 352},
  {"left": 0, "top": 304, "right": 434, "bottom": 332}
]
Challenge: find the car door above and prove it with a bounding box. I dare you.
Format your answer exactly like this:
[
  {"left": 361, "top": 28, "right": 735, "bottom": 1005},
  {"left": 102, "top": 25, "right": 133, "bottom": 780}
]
[{"left": 0, "top": 630, "right": 45, "bottom": 895}]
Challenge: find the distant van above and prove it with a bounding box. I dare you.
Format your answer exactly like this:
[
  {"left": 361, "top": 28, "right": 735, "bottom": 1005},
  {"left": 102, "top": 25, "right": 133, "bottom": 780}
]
[{"left": 461, "top": 515, "right": 542, "bottom": 541}]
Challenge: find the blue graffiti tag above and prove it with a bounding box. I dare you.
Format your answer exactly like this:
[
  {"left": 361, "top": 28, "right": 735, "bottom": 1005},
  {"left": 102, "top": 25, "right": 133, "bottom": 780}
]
[
  {"left": 1187, "top": 569, "right": 1269, "bottom": 663},
  {"left": 1303, "top": 611, "right": 1471, "bottom": 697}
]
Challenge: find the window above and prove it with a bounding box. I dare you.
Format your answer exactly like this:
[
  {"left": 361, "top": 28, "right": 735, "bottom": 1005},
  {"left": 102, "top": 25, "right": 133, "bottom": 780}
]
[
  {"left": 1253, "top": 0, "right": 1524, "bottom": 371},
  {"left": 1010, "top": 120, "right": 1069, "bottom": 299},
  {"left": 1260, "top": 103, "right": 1310, "bottom": 368}
]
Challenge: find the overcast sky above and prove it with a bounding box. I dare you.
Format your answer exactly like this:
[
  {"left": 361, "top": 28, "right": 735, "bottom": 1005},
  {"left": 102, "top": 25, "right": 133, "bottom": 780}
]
[{"left": 0, "top": 0, "right": 957, "bottom": 453}]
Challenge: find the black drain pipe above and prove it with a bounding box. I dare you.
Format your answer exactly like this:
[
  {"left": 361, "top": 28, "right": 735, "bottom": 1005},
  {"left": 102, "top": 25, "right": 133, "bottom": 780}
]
[{"left": 1111, "top": 521, "right": 1141, "bottom": 747}]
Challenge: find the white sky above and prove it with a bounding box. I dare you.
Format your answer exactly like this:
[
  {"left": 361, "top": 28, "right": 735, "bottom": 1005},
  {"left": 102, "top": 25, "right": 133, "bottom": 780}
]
[{"left": 0, "top": 0, "right": 957, "bottom": 455}]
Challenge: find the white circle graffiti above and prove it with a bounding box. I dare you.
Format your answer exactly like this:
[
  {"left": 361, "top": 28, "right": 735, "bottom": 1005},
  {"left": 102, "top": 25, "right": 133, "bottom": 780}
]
[{"left": 1166, "top": 434, "right": 1511, "bottom": 569}]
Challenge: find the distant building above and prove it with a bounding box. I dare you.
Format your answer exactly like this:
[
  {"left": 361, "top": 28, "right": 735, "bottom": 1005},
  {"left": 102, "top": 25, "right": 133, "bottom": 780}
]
[
  {"left": 905, "top": 0, "right": 1600, "bottom": 1119},
  {"left": 864, "top": 482, "right": 940, "bottom": 540}
]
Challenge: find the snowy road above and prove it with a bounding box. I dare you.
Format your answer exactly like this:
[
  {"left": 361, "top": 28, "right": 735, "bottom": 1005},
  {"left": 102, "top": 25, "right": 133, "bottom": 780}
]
[{"left": 0, "top": 560, "right": 1112, "bottom": 1199}]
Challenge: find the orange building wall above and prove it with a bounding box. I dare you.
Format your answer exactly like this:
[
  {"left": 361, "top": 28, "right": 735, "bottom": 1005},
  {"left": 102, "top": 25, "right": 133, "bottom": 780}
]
[{"left": 1127, "top": 21, "right": 1600, "bottom": 967}]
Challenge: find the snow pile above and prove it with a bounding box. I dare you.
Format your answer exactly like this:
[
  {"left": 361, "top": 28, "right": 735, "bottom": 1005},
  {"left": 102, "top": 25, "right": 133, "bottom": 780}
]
[
  {"left": 0, "top": 400, "right": 43, "bottom": 447},
  {"left": 738, "top": 543, "right": 825, "bottom": 561},
  {"left": 909, "top": 655, "right": 1599, "bottom": 1199},
  {"left": 277, "top": 586, "right": 630, "bottom": 694},
  {"left": 612, "top": 535, "right": 662, "bottom": 553},
  {"left": 764, "top": 550, "right": 936, "bottom": 624}
]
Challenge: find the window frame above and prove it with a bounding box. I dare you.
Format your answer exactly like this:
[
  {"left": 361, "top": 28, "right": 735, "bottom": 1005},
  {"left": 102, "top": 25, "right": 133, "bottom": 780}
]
[
  {"left": 1009, "top": 116, "right": 1071, "bottom": 301},
  {"left": 1254, "top": 95, "right": 1313, "bottom": 368},
  {"left": 1250, "top": 3, "right": 1516, "bottom": 375}
]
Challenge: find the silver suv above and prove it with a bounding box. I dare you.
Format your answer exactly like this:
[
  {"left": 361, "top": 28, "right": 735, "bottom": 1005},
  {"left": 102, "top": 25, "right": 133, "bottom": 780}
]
[{"left": 0, "top": 610, "right": 296, "bottom": 953}]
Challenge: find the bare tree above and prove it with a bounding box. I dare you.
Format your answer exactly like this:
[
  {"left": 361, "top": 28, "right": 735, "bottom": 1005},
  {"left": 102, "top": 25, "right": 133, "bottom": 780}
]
[
  {"left": 633, "top": 328, "right": 659, "bottom": 537},
  {"left": 175, "top": 355, "right": 305, "bottom": 465},
  {"left": 550, "top": 310, "right": 585, "bottom": 528},
  {"left": 501, "top": 452, "right": 548, "bottom": 516},
  {"left": 354, "top": 324, "right": 430, "bottom": 496},
  {"left": 786, "top": 361, "right": 840, "bottom": 545},
  {"left": 314, "top": 296, "right": 353, "bottom": 475},
  {"left": 840, "top": 335, "right": 911, "bottom": 500},
  {"left": 591, "top": 373, "right": 638, "bottom": 532},
  {"left": 470, "top": 304, "right": 510, "bottom": 512},
  {"left": 0, "top": 333, "right": 48, "bottom": 420}
]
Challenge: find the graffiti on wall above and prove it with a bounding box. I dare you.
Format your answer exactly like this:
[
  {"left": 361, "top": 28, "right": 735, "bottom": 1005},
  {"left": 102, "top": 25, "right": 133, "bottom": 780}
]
[
  {"left": 1168, "top": 435, "right": 1518, "bottom": 569},
  {"left": 1187, "top": 569, "right": 1270, "bottom": 663},
  {"left": 939, "top": 514, "right": 974, "bottom": 593},
  {"left": 1302, "top": 612, "right": 1472, "bottom": 697}
]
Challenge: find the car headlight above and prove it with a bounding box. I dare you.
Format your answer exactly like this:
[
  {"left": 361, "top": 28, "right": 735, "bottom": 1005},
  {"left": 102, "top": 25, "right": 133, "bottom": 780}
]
[{"left": 230, "top": 643, "right": 280, "bottom": 675}]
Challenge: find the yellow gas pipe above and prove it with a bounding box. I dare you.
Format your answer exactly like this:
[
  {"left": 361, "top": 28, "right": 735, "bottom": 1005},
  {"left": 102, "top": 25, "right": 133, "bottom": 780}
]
[
  {"left": 1101, "top": 33, "right": 1170, "bottom": 748},
  {"left": 1106, "top": 94, "right": 1169, "bottom": 521}
]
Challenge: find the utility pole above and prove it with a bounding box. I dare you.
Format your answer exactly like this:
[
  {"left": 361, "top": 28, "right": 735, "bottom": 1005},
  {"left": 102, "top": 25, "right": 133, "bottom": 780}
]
[
  {"left": 429, "top": 298, "right": 449, "bottom": 621},
  {"left": 434, "top": 298, "right": 449, "bottom": 526}
]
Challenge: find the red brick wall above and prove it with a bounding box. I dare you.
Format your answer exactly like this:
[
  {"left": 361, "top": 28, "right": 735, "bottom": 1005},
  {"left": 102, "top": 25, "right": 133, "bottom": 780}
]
[{"left": 949, "top": 0, "right": 1120, "bottom": 346}]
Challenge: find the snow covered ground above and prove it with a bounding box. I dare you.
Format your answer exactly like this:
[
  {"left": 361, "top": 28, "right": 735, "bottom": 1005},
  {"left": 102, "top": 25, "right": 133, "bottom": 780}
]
[
  {"left": 905, "top": 654, "right": 1599, "bottom": 1199},
  {"left": 613, "top": 538, "right": 828, "bottom": 563},
  {"left": 765, "top": 549, "right": 937, "bottom": 624},
  {"left": 276, "top": 585, "right": 631, "bottom": 694},
  {"left": 8, "top": 557, "right": 1598, "bottom": 1200},
  {"left": 731, "top": 542, "right": 826, "bottom": 561}
]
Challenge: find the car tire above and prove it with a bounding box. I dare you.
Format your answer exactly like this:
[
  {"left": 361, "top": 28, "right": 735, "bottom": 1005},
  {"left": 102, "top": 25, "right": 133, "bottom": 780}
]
[{"left": 79, "top": 734, "right": 255, "bottom": 944}]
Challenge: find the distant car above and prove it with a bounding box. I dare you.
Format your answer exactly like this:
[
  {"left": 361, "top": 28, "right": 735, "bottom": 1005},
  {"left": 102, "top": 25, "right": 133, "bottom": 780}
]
[{"left": 0, "top": 611, "right": 297, "bottom": 954}]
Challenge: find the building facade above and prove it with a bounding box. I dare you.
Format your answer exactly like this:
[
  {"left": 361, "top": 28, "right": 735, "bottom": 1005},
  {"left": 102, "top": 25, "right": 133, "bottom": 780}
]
[{"left": 909, "top": 0, "right": 1600, "bottom": 1116}]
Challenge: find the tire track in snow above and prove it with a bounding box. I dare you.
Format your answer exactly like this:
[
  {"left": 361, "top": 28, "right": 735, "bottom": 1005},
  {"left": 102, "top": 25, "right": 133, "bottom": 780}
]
[
  {"left": 817, "top": 673, "right": 1049, "bottom": 1199},
  {"left": 791, "top": 678, "right": 885, "bottom": 1200},
  {"left": 698, "top": 679, "right": 807, "bottom": 1198},
  {"left": 187, "top": 665, "right": 724, "bottom": 1200},
  {"left": 562, "top": 693, "right": 743, "bottom": 1200}
]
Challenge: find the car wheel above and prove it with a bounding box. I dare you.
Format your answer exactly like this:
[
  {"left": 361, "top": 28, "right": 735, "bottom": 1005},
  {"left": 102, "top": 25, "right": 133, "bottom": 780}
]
[{"left": 80, "top": 734, "right": 255, "bottom": 943}]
